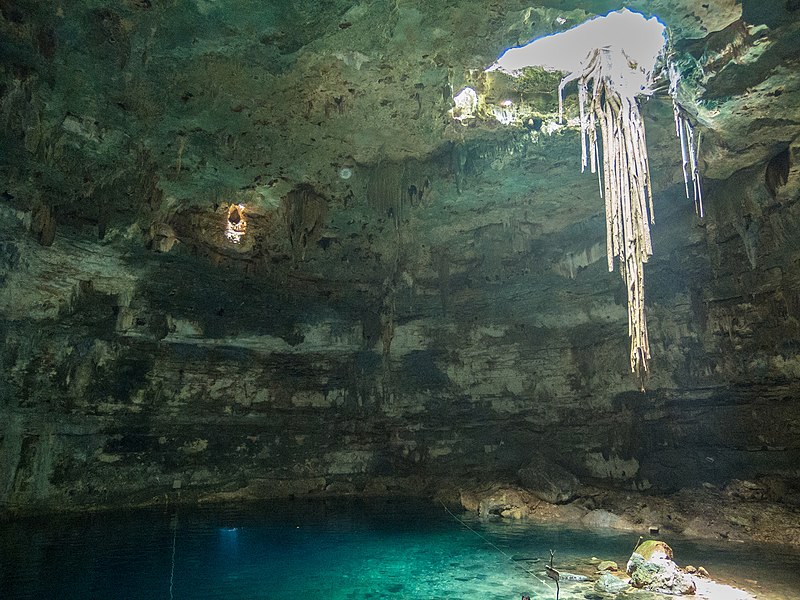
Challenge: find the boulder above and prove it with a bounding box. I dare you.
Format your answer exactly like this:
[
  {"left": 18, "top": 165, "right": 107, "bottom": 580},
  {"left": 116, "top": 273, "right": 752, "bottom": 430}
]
[
  {"left": 724, "top": 479, "right": 766, "bottom": 501},
  {"left": 626, "top": 545, "right": 697, "bottom": 596},
  {"left": 517, "top": 453, "right": 580, "bottom": 504}
]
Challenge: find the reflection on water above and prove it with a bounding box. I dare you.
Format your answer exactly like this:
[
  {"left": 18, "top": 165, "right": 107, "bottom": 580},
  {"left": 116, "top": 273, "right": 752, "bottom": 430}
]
[{"left": 1, "top": 498, "right": 799, "bottom": 600}]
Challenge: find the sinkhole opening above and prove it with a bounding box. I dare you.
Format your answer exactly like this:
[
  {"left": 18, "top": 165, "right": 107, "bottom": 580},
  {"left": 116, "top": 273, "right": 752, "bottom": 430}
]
[
  {"left": 453, "top": 8, "right": 705, "bottom": 384},
  {"left": 487, "top": 9, "right": 666, "bottom": 92}
]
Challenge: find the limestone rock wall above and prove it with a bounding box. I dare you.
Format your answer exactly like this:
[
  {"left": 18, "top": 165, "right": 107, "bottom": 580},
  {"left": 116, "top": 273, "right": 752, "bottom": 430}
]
[
  {"left": 2, "top": 0, "right": 800, "bottom": 513},
  {"left": 2, "top": 148, "right": 800, "bottom": 512}
]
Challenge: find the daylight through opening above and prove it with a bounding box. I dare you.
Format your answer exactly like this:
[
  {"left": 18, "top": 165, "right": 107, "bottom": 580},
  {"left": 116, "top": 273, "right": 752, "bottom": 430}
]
[{"left": 484, "top": 8, "right": 703, "bottom": 382}]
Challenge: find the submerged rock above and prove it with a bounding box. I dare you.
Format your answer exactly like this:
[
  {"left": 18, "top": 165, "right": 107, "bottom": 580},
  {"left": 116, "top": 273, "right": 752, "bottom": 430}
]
[
  {"left": 597, "top": 560, "right": 619, "bottom": 572},
  {"left": 559, "top": 571, "right": 589, "bottom": 582},
  {"left": 595, "top": 572, "right": 629, "bottom": 594}
]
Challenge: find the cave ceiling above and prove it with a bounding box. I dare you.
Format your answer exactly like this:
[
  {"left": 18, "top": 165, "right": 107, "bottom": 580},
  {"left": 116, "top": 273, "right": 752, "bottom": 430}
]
[{"left": 1, "top": 0, "right": 799, "bottom": 386}]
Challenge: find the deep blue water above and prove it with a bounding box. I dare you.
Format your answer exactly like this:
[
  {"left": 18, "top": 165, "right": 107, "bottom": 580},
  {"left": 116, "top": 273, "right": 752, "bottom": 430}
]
[{"left": 1, "top": 498, "right": 800, "bottom": 599}]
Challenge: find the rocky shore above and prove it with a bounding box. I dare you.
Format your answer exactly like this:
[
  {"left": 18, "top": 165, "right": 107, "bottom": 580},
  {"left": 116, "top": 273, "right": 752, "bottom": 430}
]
[{"left": 452, "top": 480, "right": 800, "bottom": 547}]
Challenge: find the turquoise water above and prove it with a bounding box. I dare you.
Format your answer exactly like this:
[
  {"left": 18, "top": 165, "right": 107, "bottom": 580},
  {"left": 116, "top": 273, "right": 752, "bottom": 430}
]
[{"left": 1, "top": 498, "right": 799, "bottom": 599}]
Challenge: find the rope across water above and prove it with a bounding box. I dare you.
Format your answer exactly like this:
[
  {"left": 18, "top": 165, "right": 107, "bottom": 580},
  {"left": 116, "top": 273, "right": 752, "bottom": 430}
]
[{"left": 439, "top": 500, "right": 555, "bottom": 592}]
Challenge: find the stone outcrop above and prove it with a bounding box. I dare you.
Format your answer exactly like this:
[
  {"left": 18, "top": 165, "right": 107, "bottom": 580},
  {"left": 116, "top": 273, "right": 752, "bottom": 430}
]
[{"left": 517, "top": 452, "right": 581, "bottom": 504}]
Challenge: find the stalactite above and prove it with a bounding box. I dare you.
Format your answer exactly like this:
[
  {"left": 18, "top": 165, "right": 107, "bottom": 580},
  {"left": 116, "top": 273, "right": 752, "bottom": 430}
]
[
  {"left": 674, "top": 106, "right": 704, "bottom": 217},
  {"left": 30, "top": 201, "right": 57, "bottom": 247},
  {"left": 670, "top": 64, "right": 704, "bottom": 217},
  {"left": 367, "top": 161, "right": 406, "bottom": 227},
  {"left": 283, "top": 185, "right": 328, "bottom": 263},
  {"left": 175, "top": 134, "right": 186, "bottom": 176},
  {"left": 765, "top": 148, "right": 791, "bottom": 198},
  {"left": 556, "top": 49, "right": 705, "bottom": 380}
]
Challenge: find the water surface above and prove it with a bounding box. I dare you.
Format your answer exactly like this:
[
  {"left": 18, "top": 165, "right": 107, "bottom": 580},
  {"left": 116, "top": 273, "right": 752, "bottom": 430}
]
[{"left": 1, "top": 498, "right": 799, "bottom": 599}]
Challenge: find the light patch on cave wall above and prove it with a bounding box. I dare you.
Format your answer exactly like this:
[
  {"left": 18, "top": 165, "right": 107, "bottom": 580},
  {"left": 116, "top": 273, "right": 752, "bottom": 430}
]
[
  {"left": 492, "top": 99, "right": 517, "bottom": 125},
  {"left": 225, "top": 203, "right": 247, "bottom": 244},
  {"left": 451, "top": 87, "right": 478, "bottom": 122}
]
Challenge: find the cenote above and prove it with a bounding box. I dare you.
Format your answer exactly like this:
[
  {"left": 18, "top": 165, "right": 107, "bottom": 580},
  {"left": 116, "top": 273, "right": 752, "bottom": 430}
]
[
  {"left": 2, "top": 498, "right": 800, "bottom": 600},
  {"left": 2, "top": 1, "right": 800, "bottom": 599}
]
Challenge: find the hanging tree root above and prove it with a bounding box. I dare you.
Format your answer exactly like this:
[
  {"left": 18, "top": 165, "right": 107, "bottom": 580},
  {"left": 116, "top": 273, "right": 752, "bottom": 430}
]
[
  {"left": 561, "top": 48, "right": 654, "bottom": 377},
  {"left": 553, "top": 43, "right": 704, "bottom": 382}
]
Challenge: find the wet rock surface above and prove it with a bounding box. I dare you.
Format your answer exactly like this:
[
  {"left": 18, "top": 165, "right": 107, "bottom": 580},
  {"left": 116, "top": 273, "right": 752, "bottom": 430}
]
[{"left": 457, "top": 481, "right": 800, "bottom": 547}]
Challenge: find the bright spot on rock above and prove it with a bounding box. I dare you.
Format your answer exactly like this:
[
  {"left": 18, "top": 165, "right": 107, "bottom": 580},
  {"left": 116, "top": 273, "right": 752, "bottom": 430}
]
[
  {"left": 339, "top": 166, "right": 353, "bottom": 180},
  {"left": 225, "top": 203, "right": 247, "bottom": 244},
  {"left": 492, "top": 104, "right": 516, "bottom": 125},
  {"left": 544, "top": 120, "right": 564, "bottom": 135},
  {"left": 181, "top": 438, "right": 209, "bottom": 454},
  {"left": 451, "top": 87, "right": 479, "bottom": 122}
]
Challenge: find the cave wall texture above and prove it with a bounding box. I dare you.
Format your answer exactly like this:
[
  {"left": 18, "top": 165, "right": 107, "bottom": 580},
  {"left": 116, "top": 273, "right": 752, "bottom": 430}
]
[{"left": 1, "top": 0, "right": 800, "bottom": 513}]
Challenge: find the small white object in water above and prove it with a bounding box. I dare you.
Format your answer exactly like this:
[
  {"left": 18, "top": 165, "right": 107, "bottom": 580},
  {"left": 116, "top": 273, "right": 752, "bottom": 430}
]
[{"left": 339, "top": 166, "right": 353, "bottom": 180}]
